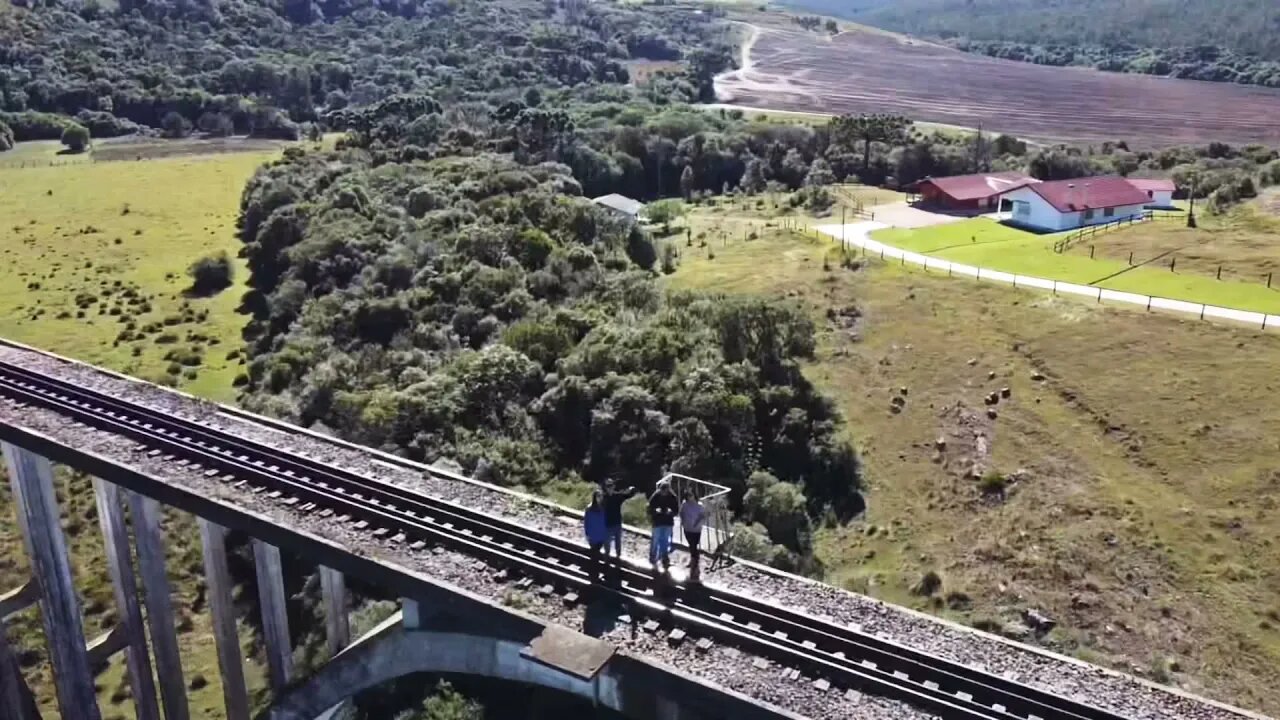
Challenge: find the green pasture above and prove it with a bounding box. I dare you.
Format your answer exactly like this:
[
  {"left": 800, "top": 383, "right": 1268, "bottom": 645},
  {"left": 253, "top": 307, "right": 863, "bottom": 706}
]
[{"left": 872, "top": 218, "right": 1280, "bottom": 314}]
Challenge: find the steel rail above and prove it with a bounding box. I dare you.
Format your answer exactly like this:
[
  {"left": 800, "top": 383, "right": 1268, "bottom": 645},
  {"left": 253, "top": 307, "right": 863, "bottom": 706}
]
[{"left": 0, "top": 361, "right": 1128, "bottom": 720}]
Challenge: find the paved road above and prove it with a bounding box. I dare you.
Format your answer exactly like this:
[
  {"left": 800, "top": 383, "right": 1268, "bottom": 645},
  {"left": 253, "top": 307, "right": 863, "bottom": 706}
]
[{"left": 813, "top": 221, "right": 1279, "bottom": 331}]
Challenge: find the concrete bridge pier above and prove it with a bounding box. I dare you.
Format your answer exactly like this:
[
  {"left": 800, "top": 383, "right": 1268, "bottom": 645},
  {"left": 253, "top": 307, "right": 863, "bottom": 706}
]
[
  {"left": 0, "top": 621, "right": 40, "bottom": 720},
  {"left": 3, "top": 442, "right": 102, "bottom": 720},
  {"left": 129, "top": 490, "right": 190, "bottom": 720},
  {"left": 199, "top": 519, "right": 252, "bottom": 720},
  {"left": 254, "top": 539, "right": 295, "bottom": 692},
  {"left": 93, "top": 478, "right": 162, "bottom": 720}
]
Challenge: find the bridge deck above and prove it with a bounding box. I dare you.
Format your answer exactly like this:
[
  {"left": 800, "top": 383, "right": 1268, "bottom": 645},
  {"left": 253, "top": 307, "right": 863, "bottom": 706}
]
[{"left": 0, "top": 340, "right": 1261, "bottom": 720}]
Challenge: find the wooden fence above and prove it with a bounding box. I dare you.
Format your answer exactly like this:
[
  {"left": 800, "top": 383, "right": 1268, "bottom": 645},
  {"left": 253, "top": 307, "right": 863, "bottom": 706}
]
[{"left": 1053, "top": 210, "right": 1182, "bottom": 253}]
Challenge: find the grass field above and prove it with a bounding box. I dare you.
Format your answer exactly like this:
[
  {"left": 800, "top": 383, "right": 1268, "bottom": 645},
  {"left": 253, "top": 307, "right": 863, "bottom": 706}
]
[
  {"left": 873, "top": 216, "right": 1280, "bottom": 314},
  {"left": 0, "top": 140, "right": 93, "bottom": 169},
  {"left": 0, "top": 142, "right": 279, "bottom": 718},
  {"left": 667, "top": 212, "right": 1280, "bottom": 714},
  {"left": 0, "top": 150, "right": 274, "bottom": 401}
]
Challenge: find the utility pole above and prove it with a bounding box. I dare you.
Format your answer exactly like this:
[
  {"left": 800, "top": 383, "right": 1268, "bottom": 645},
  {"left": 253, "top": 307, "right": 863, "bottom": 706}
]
[
  {"left": 841, "top": 205, "right": 847, "bottom": 251},
  {"left": 1187, "top": 179, "right": 1198, "bottom": 229}
]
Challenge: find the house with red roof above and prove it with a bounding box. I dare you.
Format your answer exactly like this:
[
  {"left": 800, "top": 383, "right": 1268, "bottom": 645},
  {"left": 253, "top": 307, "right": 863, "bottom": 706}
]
[
  {"left": 999, "top": 176, "right": 1151, "bottom": 232},
  {"left": 909, "top": 171, "right": 1038, "bottom": 213},
  {"left": 1125, "top": 178, "right": 1177, "bottom": 208}
]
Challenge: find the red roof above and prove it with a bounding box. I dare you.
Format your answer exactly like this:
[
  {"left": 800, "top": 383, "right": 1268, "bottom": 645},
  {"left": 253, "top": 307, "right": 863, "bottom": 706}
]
[
  {"left": 915, "top": 171, "right": 1037, "bottom": 201},
  {"left": 1014, "top": 176, "right": 1151, "bottom": 213},
  {"left": 1126, "top": 178, "right": 1176, "bottom": 193}
]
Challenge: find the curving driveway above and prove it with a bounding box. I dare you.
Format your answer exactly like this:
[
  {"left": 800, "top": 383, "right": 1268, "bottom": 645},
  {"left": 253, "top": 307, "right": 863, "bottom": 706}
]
[{"left": 813, "top": 220, "right": 1280, "bottom": 331}]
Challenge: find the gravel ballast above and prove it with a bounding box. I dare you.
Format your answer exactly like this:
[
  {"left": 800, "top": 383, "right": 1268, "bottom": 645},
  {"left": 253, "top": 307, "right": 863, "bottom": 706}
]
[{"left": 0, "top": 343, "right": 1264, "bottom": 720}]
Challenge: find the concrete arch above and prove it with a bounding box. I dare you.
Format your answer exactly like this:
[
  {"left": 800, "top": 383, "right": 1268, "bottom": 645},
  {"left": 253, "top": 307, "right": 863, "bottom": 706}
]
[{"left": 262, "top": 621, "right": 624, "bottom": 720}]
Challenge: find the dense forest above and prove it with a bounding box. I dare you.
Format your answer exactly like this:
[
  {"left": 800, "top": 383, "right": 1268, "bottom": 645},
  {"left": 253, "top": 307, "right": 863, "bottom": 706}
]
[{"left": 779, "top": 0, "right": 1280, "bottom": 88}]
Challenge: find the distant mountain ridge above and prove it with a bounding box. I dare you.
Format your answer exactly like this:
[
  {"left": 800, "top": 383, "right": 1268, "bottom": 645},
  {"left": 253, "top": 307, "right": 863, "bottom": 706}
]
[{"left": 777, "top": 0, "right": 1280, "bottom": 63}]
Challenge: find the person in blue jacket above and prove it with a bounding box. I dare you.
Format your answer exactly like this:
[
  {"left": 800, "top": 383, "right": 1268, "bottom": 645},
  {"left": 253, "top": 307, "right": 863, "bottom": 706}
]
[{"left": 583, "top": 489, "right": 609, "bottom": 579}]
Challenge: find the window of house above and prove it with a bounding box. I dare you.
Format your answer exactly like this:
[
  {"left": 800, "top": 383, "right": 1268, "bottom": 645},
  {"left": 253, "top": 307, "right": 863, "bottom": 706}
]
[
  {"left": 1104, "top": 207, "right": 1115, "bottom": 217},
  {"left": 1147, "top": 190, "right": 1154, "bottom": 199},
  {"left": 1084, "top": 209, "right": 1095, "bottom": 220}
]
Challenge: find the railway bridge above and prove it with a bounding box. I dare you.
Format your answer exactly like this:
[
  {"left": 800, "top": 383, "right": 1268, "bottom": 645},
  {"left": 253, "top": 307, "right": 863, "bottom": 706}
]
[{"left": 0, "top": 339, "right": 1263, "bottom": 720}]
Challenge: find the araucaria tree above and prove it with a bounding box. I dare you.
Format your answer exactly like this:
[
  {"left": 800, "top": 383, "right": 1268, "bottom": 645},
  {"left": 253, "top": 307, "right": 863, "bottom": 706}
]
[{"left": 830, "top": 113, "right": 910, "bottom": 180}]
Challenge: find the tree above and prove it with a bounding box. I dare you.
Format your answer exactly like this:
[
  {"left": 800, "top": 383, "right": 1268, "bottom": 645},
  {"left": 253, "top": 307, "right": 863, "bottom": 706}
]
[
  {"left": 743, "top": 471, "right": 813, "bottom": 554},
  {"left": 740, "top": 157, "right": 767, "bottom": 194},
  {"left": 188, "top": 252, "right": 235, "bottom": 296},
  {"left": 161, "top": 111, "right": 191, "bottom": 139},
  {"left": 60, "top": 123, "right": 90, "bottom": 153},
  {"left": 829, "top": 113, "right": 909, "bottom": 178},
  {"left": 197, "top": 112, "right": 234, "bottom": 137},
  {"left": 804, "top": 157, "right": 835, "bottom": 187},
  {"left": 679, "top": 164, "right": 695, "bottom": 201},
  {"left": 644, "top": 199, "right": 683, "bottom": 235}
]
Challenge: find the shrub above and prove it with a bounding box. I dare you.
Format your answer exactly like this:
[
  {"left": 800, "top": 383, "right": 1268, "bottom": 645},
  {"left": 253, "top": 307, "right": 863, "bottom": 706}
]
[
  {"left": 979, "top": 471, "right": 1007, "bottom": 495},
  {"left": 161, "top": 111, "right": 192, "bottom": 139},
  {"left": 187, "top": 252, "right": 234, "bottom": 296},
  {"left": 912, "top": 570, "right": 943, "bottom": 596},
  {"left": 60, "top": 123, "right": 91, "bottom": 153},
  {"left": 660, "top": 242, "right": 678, "bottom": 274}
]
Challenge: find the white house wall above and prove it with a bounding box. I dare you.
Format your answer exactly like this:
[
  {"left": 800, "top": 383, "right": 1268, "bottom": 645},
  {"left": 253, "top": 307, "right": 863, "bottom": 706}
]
[
  {"left": 1003, "top": 187, "right": 1146, "bottom": 231},
  {"left": 1003, "top": 186, "right": 1064, "bottom": 231}
]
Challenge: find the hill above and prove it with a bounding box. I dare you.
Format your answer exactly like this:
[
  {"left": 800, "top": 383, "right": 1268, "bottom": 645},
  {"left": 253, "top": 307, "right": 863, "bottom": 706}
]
[{"left": 777, "top": 0, "right": 1280, "bottom": 86}]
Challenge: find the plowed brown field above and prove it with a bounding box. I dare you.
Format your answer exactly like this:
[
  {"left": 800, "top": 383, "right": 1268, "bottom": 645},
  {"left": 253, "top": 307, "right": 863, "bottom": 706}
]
[{"left": 716, "top": 25, "right": 1280, "bottom": 148}]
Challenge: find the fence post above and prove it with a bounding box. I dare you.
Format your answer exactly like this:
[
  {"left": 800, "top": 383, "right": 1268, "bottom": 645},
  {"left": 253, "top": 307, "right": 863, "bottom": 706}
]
[
  {"left": 1200, "top": 305, "right": 1206, "bottom": 320},
  {"left": 1171, "top": 257, "right": 1176, "bottom": 272},
  {"left": 1128, "top": 251, "right": 1133, "bottom": 266},
  {"left": 1053, "top": 280, "right": 1057, "bottom": 295},
  {"left": 1268, "top": 272, "right": 1273, "bottom": 289},
  {"left": 1216, "top": 265, "right": 1221, "bottom": 280},
  {"left": 1090, "top": 245, "right": 1095, "bottom": 259},
  {"left": 1146, "top": 296, "right": 1152, "bottom": 312},
  {"left": 1097, "top": 289, "right": 1102, "bottom": 303}
]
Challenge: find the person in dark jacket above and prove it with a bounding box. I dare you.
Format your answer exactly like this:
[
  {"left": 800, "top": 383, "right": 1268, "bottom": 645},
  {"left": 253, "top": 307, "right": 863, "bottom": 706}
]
[
  {"left": 583, "top": 490, "right": 608, "bottom": 579},
  {"left": 601, "top": 478, "right": 636, "bottom": 562},
  {"left": 647, "top": 479, "right": 678, "bottom": 571}
]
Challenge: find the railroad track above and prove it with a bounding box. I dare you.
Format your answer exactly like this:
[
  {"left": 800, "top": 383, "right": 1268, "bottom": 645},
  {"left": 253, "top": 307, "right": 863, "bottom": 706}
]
[{"left": 0, "top": 360, "right": 1130, "bottom": 720}]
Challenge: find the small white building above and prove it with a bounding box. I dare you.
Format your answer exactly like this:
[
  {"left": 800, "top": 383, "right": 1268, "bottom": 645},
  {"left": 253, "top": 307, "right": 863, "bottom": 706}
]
[
  {"left": 1000, "top": 177, "right": 1151, "bottom": 233},
  {"left": 591, "top": 193, "right": 645, "bottom": 219},
  {"left": 1125, "top": 178, "right": 1177, "bottom": 209}
]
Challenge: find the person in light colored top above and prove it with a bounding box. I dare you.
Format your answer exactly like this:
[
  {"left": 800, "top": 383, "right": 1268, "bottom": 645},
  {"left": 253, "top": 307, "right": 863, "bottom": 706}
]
[{"left": 679, "top": 490, "right": 706, "bottom": 581}]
